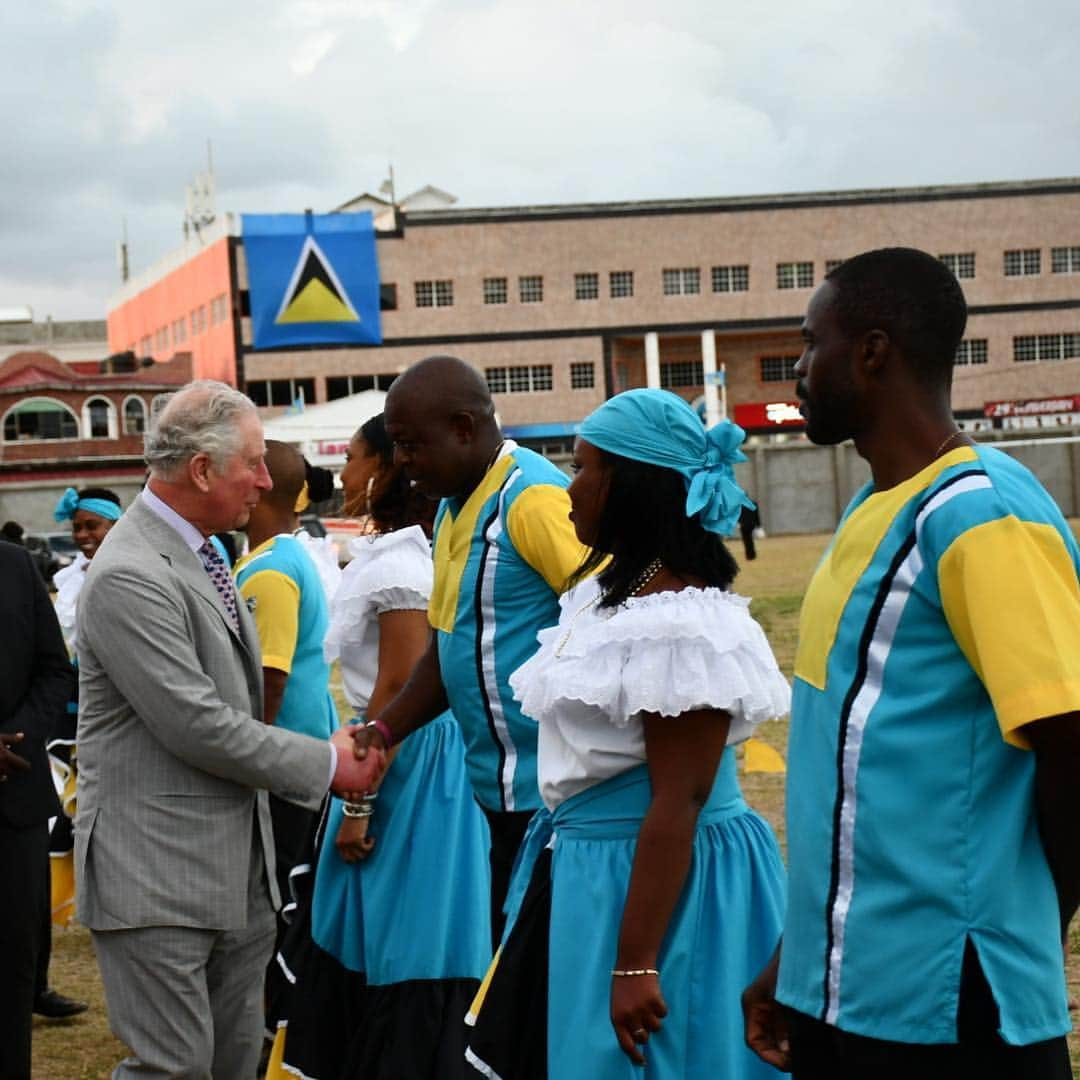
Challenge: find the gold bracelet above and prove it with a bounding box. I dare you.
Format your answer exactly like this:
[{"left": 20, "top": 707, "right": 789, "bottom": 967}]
[{"left": 611, "top": 968, "right": 659, "bottom": 977}]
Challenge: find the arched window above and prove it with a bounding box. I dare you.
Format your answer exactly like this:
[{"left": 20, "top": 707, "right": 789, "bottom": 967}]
[
  {"left": 123, "top": 396, "right": 147, "bottom": 435},
  {"left": 83, "top": 397, "right": 116, "bottom": 439},
  {"left": 2, "top": 398, "right": 79, "bottom": 442}
]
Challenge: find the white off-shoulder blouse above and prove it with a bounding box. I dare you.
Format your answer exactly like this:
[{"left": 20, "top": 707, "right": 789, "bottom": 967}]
[{"left": 510, "top": 575, "right": 791, "bottom": 810}]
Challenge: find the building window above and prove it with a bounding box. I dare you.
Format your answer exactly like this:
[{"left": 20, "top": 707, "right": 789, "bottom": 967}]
[
  {"left": 485, "top": 364, "right": 553, "bottom": 393},
  {"left": 519, "top": 275, "right": 544, "bottom": 303},
  {"left": 246, "top": 378, "right": 317, "bottom": 407},
  {"left": 484, "top": 277, "right": 508, "bottom": 305},
  {"left": 939, "top": 253, "right": 976, "bottom": 279},
  {"left": 662, "top": 268, "right": 700, "bottom": 296},
  {"left": 954, "top": 339, "right": 988, "bottom": 366},
  {"left": 2, "top": 398, "right": 79, "bottom": 442},
  {"left": 574, "top": 273, "right": 599, "bottom": 301},
  {"left": 414, "top": 279, "right": 454, "bottom": 307},
  {"left": 570, "top": 362, "right": 595, "bottom": 389},
  {"left": 327, "top": 375, "right": 371, "bottom": 399},
  {"left": 531, "top": 365, "right": 553, "bottom": 391},
  {"left": 759, "top": 355, "right": 800, "bottom": 382},
  {"left": 1004, "top": 249, "right": 1041, "bottom": 277},
  {"left": 777, "top": 262, "right": 815, "bottom": 289},
  {"left": 609, "top": 270, "right": 634, "bottom": 298},
  {"left": 138, "top": 335, "right": 152, "bottom": 356},
  {"left": 825, "top": 259, "right": 845, "bottom": 274},
  {"left": 380, "top": 283, "right": 398, "bottom": 310},
  {"left": 86, "top": 397, "right": 112, "bottom": 438},
  {"left": 123, "top": 396, "right": 147, "bottom": 435},
  {"left": 1051, "top": 247, "right": 1080, "bottom": 274},
  {"left": 172, "top": 317, "right": 187, "bottom": 346},
  {"left": 660, "top": 360, "right": 704, "bottom": 388},
  {"left": 1013, "top": 333, "right": 1080, "bottom": 362},
  {"left": 209, "top": 293, "right": 230, "bottom": 325},
  {"left": 711, "top": 265, "right": 749, "bottom": 293}
]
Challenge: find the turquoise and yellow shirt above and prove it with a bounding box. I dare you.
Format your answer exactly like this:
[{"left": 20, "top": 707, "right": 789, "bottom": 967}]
[
  {"left": 234, "top": 533, "right": 338, "bottom": 741},
  {"left": 778, "top": 445, "right": 1080, "bottom": 1046},
  {"left": 430, "top": 443, "right": 587, "bottom": 813}
]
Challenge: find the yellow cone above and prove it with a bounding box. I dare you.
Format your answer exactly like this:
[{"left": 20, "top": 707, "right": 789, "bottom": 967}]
[
  {"left": 264, "top": 1025, "right": 288, "bottom": 1080},
  {"left": 50, "top": 853, "right": 76, "bottom": 927},
  {"left": 743, "top": 738, "right": 787, "bottom": 774}
]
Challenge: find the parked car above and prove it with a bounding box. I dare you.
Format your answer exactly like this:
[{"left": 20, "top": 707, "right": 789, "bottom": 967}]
[{"left": 25, "top": 531, "right": 79, "bottom": 589}]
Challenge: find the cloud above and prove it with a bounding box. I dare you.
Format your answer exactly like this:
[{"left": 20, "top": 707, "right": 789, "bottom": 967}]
[{"left": 2, "top": 0, "right": 1079, "bottom": 319}]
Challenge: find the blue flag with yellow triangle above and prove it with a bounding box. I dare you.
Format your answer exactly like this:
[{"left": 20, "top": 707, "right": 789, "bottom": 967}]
[{"left": 241, "top": 211, "right": 383, "bottom": 348}]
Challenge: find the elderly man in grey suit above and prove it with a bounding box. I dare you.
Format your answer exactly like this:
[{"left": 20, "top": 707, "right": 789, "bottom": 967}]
[{"left": 75, "top": 381, "right": 380, "bottom": 1079}]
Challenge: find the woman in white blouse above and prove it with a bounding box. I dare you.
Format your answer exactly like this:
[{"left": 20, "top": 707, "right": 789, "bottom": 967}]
[
  {"left": 267, "top": 414, "right": 491, "bottom": 1080},
  {"left": 466, "top": 390, "right": 788, "bottom": 1080}
]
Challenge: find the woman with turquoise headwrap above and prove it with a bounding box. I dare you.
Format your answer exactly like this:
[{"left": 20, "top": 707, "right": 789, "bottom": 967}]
[{"left": 466, "top": 390, "right": 788, "bottom": 1080}]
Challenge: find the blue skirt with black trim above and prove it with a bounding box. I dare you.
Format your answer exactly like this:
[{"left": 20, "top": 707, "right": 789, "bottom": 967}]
[{"left": 469, "top": 749, "right": 784, "bottom": 1079}]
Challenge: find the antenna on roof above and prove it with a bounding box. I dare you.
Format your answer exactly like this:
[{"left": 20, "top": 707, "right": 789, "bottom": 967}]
[
  {"left": 117, "top": 217, "right": 130, "bottom": 283},
  {"left": 183, "top": 139, "right": 217, "bottom": 242},
  {"left": 378, "top": 164, "right": 396, "bottom": 206}
]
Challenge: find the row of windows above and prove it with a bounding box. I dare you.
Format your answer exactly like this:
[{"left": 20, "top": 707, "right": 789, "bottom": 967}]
[
  {"left": 481, "top": 362, "right": 599, "bottom": 394},
  {"left": 412, "top": 260, "right": 826, "bottom": 309},
  {"left": 751, "top": 336, "right": 1075, "bottom": 375},
  {"left": 2, "top": 396, "right": 149, "bottom": 443},
  {"left": 1013, "top": 333, "right": 1080, "bottom": 363},
  {"left": 244, "top": 328, "right": 1078, "bottom": 413},
  {"left": 325, "top": 373, "right": 398, "bottom": 401},
  {"left": 417, "top": 249, "right": 1080, "bottom": 311},
  {"left": 938, "top": 249, "right": 1080, "bottom": 280},
  {"left": 246, "top": 378, "right": 317, "bottom": 408},
  {"left": 130, "top": 294, "right": 230, "bottom": 357}
]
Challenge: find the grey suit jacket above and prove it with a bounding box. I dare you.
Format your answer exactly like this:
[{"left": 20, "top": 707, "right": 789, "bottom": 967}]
[{"left": 74, "top": 495, "right": 332, "bottom": 932}]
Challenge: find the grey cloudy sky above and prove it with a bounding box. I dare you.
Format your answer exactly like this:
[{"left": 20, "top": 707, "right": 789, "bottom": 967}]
[{"left": 4, "top": 0, "right": 1079, "bottom": 320}]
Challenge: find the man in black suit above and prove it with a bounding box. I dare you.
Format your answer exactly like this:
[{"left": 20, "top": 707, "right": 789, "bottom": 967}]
[{"left": 0, "top": 539, "right": 75, "bottom": 1079}]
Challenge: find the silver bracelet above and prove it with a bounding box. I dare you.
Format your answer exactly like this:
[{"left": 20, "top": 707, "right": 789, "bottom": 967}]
[
  {"left": 342, "top": 801, "right": 375, "bottom": 819},
  {"left": 611, "top": 968, "right": 660, "bottom": 977}
]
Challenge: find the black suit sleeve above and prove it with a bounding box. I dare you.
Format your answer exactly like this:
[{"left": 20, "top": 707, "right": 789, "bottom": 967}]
[{"left": 0, "top": 545, "right": 73, "bottom": 741}]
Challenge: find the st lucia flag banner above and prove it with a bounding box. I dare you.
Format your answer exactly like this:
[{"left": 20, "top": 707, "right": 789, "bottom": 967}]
[{"left": 241, "top": 212, "right": 382, "bottom": 349}]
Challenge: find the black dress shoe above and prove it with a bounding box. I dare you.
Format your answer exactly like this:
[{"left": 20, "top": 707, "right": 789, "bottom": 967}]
[{"left": 33, "top": 988, "right": 89, "bottom": 1019}]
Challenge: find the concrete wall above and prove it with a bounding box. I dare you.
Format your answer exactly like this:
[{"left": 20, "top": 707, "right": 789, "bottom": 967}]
[
  {"left": 736, "top": 436, "right": 1079, "bottom": 536},
  {"left": 0, "top": 477, "right": 144, "bottom": 534}
]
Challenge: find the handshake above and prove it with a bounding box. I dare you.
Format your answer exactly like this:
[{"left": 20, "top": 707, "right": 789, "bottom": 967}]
[{"left": 330, "top": 723, "right": 388, "bottom": 800}]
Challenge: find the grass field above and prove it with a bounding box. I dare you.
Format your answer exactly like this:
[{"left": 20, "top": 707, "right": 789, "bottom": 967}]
[{"left": 34, "top": 526, "right": 1080, "bottom": 1077}]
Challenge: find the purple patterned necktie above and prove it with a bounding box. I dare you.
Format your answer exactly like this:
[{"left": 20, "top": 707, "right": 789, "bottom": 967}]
[{"left": 197, "top": 540, "right": 240, "bottom": 631}]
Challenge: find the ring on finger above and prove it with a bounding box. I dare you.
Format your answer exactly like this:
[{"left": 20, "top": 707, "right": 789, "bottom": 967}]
[{"left": 632, "top": 1028, "right": 647, "bottom": 1041}]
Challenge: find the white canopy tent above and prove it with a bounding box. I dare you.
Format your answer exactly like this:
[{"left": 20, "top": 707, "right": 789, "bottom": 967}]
[{"left": 261, "top": 389, "right": 386, "bottom": 471}]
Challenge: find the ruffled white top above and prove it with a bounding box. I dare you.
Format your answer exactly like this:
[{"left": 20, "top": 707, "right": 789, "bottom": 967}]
[
  {"left": 323, "top": 526, "right": 431, "bottom": 714},
  {"left": 509, "top": 575, "right": 791, "bottom": 810},
  {"left": 53, "top": 551, "right": 89, "bottom": 648}
]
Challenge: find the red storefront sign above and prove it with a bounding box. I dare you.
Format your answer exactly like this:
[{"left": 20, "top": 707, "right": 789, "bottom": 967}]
[
  {"left": 734, "top": 401, "right": 805, "bottom": 429},
  {"left": 984, "top": 395, "right": 1080, "bottom": 418}
]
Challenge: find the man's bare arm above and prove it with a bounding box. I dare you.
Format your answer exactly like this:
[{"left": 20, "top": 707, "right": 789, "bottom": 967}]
[{"left": 1026, "top": 711, "right": 1080, "bottom": 934}]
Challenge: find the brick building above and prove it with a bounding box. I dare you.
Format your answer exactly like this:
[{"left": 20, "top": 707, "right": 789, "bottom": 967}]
[
  {"left": 107, "top": 177, "right": 1080, "bottom": 449},
  {"left": 0, "top": 350, "right": 192, "bottom": 527}
]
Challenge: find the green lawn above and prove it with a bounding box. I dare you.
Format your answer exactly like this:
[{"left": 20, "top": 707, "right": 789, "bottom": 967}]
[{"left": 35, "top": 525, "right": 1080, "bottom": 1076}]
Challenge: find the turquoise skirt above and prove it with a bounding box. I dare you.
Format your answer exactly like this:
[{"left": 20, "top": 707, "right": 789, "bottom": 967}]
[
  {"left": 484, "top": 749, "right": 784, "bottom": 1079},
  {"left": 311, "top": 710, "right": 492, "bottom": 984}
]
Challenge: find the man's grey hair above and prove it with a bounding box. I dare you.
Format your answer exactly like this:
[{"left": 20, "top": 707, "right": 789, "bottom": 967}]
[{"left": 145, "top": 380, "right": 257, "bottom": 479}]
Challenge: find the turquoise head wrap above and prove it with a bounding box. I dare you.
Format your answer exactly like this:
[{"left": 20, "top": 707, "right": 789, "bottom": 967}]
[
  {"left": 53, "top": 487, "right": 122, "bottom": 523},
  {"left": 577, "top": 389, "right": 754, "bottom": 535}
]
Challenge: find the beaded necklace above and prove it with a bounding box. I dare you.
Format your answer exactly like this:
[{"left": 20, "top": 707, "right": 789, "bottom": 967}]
[{"left": 553, "top": 558, "right": 664, "bottom": 658}]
